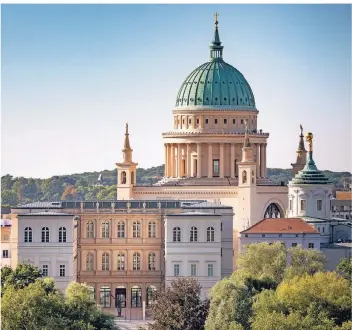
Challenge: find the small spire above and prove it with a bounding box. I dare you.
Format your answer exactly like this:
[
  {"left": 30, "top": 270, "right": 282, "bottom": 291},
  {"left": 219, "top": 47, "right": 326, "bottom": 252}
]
[
  {"left": 123, "top": 122, "right": 131, "bottom": 150},
  {"left": 297, "top": 124, "right": 306, "bottom": 152},
  {"left": 210, "top": 12, "right": 224, "bottom": 60}
]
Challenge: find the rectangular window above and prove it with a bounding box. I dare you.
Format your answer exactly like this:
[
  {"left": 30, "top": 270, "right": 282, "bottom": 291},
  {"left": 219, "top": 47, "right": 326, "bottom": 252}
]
[
  {"left": 224, "top": 118, "right": 227, "bottom": 124},
  {"left": 100, "top": 288, "right": 111, "bottom": 308},
  {"left": 59, "top": 265, "right": 65, "bottom": 277},
  {"left": 292, "top": 243, "right": 297, "bottom": 247},
  {"left": 300, "top": 200, "right": 306, "bottom": 211},
  {"left": 196, "top": 118, "right": 199, "bottom": 124},
  {"left": 262, "top": 234, "right": 266, "bottom": 237},
  {"left": 131, "top": 287, "right": 142, "bottom": 308},
  {"left": 213, "top": 159, "right": 219, "bottom": 176},
  {"left": 308, "top": 243, "right": 314, "bottom": 249},
  {"left": 317, "top": 200, "right": 322, "bottom": 211},
  {"left": 322, "top": 227, "right": 325, "bottom": 233},
  {"left": 207, "top": 264, "right": 214, "bottom": 277},
  {"left": 174, "top": 264, "right": 180, "bottom": 277},
  {"left": 190, "top": 264, "right": 197, "bottom": 277},
  {"left": 214, "top": 119, "right": 218, "bottom": 124},
  {"left": 189, "top": 119, "right": 191, "bottom": 124},
  {"left": 42, "top": 265, "right": 48, "bottom": 276},
  {"left": 2, "top": 250, "right": 9, "bottom": 258},
  {"left": 232, "top": 119, "right": 235, "bottom": 124},
  {"left": 221, "top": 223, "right": 223, "bottom": 231},
  {"left": 3, "top": 235, "right": 9, "bottom": 241},
  {"left": 205, "top": 118, "right": 209, "bottom": 124},
  {"left": 289, "top": 199, "right": 292, "bottom": 211},
  {"left": 241, "top": 119, "right": 244, "bottom": 124}
]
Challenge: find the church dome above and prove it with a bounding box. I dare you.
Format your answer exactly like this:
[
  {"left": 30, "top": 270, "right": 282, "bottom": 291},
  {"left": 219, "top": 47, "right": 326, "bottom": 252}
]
[{"left": 175, "top": 17, "right": 256, "bottom": 110}]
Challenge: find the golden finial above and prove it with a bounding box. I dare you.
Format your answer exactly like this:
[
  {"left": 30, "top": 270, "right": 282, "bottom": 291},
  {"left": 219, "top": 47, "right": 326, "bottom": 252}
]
[
  {"left": 214, "top": 12, "right": 219, "bottom": 28},
  {"left": 306, "top": 132, "right": 313, "bottom": 152}
]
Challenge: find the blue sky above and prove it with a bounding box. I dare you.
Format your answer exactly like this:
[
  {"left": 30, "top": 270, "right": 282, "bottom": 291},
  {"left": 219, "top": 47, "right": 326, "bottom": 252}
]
[{"left": 1, "top": 4, "right": 351, "bottom": 178}]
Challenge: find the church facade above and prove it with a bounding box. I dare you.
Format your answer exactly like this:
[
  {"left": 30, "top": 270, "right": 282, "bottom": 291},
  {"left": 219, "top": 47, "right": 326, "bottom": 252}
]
[{"left": 115, "top": 17, "right": 292, "bottom": 258}]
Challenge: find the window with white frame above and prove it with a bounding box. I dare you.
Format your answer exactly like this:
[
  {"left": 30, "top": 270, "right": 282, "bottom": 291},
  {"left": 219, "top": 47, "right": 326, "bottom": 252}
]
[
  {"left": 59, "top": 227, "right": 67, "bottom": 243},
  {"left": 100, "top": 286, "right": 111, "bottom": 308},
  {"left": 117, "top": 253, "right": 125, "bottom": 271},
  {"left": 289, "top": 199, "right": 293, "bottom": 211},
  {"left": 174, "top": 264, "right": 180, "bottom": 276},
  {"left": 42, "top": 265, "right": 48, "bottom": 276},
  {"left": 102, "top": 253, "right": 109, "bottom": 271},
  {"left": 308, "top": 243, "right": 314, "bottom": 249},
  {"left": 102, "top": 221, "right": 109, "bottom": 238},
  {"left": 117, "top": 221, "right": 125, "bottom": 238},
  {"left": 133, "top": 221, "right": 141, "bottom": 238},
  {"left": 41, "top": 227, "right": 49, "bottom": 243},
  {"left": 173, "top": 227, "right": 181, "bottom": 242},
  {"left": 86, "top": 253, "right": 94, "bottom": 271},
  {"left": 190, "top": 227, "right": 198, "bottom": 242},
  {"left": 207, "top": 264, "right": 214, "bottom": 277},
  {"left": 300, "top": 200, "right": 306, "bottom": 211},
  {"left": 2, "top": 250, "right": 9, "bottom": 258},
  {"left": 59, "top": 265, "right": 65, "bottom": 277},
  {"left": 86, "top": 221, "right": 94, "bottom": 238},
  {"left": 317, "top": 200, "right": 322, "bottom": 211},
  {"left": 24, "top": 227, "right": 32, "bottom": 243},
  {"left": 133, "top": 252, "right": 141, "bottom": 270},
  {"left": 207, "top": 227, "right": 215, "bottom": 242},
  {"left": 190, "top": 264, "right": 197, "bottom": 276},
  {"left": 148, "top": 252, "right": 156, "bottom": 270},
  {"left": 148, "top": 221, "right": 156, "bottom": 238}
]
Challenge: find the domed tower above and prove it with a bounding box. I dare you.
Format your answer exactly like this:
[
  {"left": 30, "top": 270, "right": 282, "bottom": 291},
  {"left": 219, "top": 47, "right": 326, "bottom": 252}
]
[
  {"left": 288, "top": 132, "right": 333, "bottom": 220},
  {"left": 162, "top": 13, "right": 269, "bottom": 184}
]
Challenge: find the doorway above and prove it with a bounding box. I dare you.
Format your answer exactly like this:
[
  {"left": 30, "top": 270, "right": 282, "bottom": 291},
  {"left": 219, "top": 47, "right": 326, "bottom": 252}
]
[{"left": 115, "top": 288, "right": 126, "bottom": 318}]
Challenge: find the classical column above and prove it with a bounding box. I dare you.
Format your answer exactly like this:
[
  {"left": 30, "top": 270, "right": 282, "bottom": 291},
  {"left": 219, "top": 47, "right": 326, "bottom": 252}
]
[
  {"left": 197, "top": 143, "right": 202, "bottom": 178},
  {"left": 177, "top": 144, "right": 182, "bottom": 177},
  {"left": 171, "top": 144, "right": 175, "bottom": 177},
  {"left": 263, "top": 143, "right": 267, "bottom": 178},
  {"left": 220, "top": 143, "right": 224, "bottom": 178},
  {"left": 260, "top": 144, "right": 264, "bottom": 178},
  {"left": 256, "top": 144, "right": 260, "bottom": 178},
  {"left": 186, "top": 143, "right": 191, "bottom": 177},
  {"left": 208, "top": 143, "right": 213, "bottom": 178},
  {"left": 230, "top": 144, "right": 235, "bottom": 178},
  {"left": 164, "top": 144, "right": 168, "bottom": 177}
]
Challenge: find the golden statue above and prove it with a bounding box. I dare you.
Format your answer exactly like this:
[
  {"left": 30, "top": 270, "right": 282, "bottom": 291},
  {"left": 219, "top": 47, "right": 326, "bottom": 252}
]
[{"left": 306, "top": 132, "right": 313, "bottom": 152}]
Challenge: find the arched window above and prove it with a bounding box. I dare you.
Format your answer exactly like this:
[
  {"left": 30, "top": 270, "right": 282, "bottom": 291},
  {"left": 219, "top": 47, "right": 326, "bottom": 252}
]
[
  {"left": 242, "top": 170, "right": 247, "bottom": 184},
  {"left": 190, "top": 226, "right": 198, "bottom": 242},
  {"left": 207, "top": 227, "right": 215, "bottom": 242},
  {"left": 133, "top": 252, "right": 141, "bottom": 270},
  {"left": 102, "top": 221, "right": 109, "bottom": 238},
  {"left": 148, "top": 252, "right": 156, "bottom": 271},
  {"left": 148, "top": 221, "right": 156, "bottom": 238},
  {"left": 146, "top": 285, "right": 157, "bottom": 307},
  {"left": 87, "top": 285, "right": 95, "bottom": 301},
  {"left": 173, "top": 227, "right": 181, "bottom": 242},
  {"left": 131, "top": 285, "right": 142, "bottom": 308},
  {"left": 117, "top": 253, "right": 125, "bottom": 271},
  {"left": 86, "top": 253, "right": 94, "bottom": 271},
  {"left": 131, "top": 171, "right": 135, "bottom": 185},
  {"left": 59, "top": 227, "right": 67, "bottom": 243},
  {"left": 133, "top": 221, "right": 141, "bottom": 238},
  {"left": 121, "top": 171, "right": 127, "bottom": 184},
  {"left": 24, "top": 227, "right": 32, "bottom": 243},
  {"left": 102, "top": 253, "right": 109, "bottom": 271},
  {"left": 117, "top": 221, "right": 125, "bottom": 238},
  {"left": 41, "top": 227, "right": 49, "bottom": 243},
  {"left": 86, "top": 221, "right": 94, "bottom": 238},
  {"left": 264, "top": 203, "right": 283, "bottom": 218},
  {"left": 100, "top": 286, "right": 111, "bottom": 308}
]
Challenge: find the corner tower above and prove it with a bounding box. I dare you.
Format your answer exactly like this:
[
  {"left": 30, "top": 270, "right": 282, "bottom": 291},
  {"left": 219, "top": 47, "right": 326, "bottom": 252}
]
[
  {"left": 291, "top": 125, "right": 307, "bottom": 175},
  {"left": 288, "top": 132, "right": 333, "bottom": 219},
  {"left": 116, "top": 123, "right": 138, "bottom": 200}
]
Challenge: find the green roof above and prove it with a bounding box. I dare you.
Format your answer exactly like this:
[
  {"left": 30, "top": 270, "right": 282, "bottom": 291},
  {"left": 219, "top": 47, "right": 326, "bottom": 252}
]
[
  {"left": 289, "top": 151, "right": 332, "bottom": 185},
  {"left": 175, "top": 20, "right": 256, "bottom": 110}
]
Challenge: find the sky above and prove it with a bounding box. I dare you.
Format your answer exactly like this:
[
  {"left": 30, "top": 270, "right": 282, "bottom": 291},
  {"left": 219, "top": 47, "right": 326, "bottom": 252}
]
[{"left": 1, "top": 4, "right": 351, "bottom": 178}]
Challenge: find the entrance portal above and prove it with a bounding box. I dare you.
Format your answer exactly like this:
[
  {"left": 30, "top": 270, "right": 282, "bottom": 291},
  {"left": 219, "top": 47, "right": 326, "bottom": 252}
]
[{"left": 115, "top": 288, "right": 126, "bottom": 318}]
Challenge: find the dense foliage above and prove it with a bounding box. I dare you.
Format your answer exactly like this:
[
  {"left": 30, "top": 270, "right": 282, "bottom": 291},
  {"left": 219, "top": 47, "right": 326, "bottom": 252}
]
[
  {"left": 1, "top": 264, "right": 118, "bottom": 330},
  {"left": 1, "top": 166, "right": 351, "bottom": 207}
]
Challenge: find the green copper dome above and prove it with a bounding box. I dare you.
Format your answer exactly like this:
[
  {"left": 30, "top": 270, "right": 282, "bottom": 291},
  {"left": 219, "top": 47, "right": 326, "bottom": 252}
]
[
  {"left": 289, "top": 151, "right": 332, "bottom": 185},
  {"left": 175, "top": 18, "right": 256, "bottom": 110}
]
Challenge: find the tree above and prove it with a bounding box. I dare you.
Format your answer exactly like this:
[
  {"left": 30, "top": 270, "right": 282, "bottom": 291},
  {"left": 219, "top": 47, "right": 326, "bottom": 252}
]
[
  {"left": 252, "top": 272, "right": 352, "bottom": 329},
  {"left": 336, "top": 257, "right": 352, "bottom": 282},
  {"left": 1, "top": 263, "right": 42, "bottom": 292},
  {"left": 205, "top": 277, "right": 252, "bottom": 330},
  {"left": 146, "top": 277, "right": 209, "bottom": 330}
]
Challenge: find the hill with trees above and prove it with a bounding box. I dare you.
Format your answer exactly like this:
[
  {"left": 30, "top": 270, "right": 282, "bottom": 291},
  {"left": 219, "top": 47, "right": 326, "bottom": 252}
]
[{"left": 1, "top": 165, "right": 351, "bottom": 207}]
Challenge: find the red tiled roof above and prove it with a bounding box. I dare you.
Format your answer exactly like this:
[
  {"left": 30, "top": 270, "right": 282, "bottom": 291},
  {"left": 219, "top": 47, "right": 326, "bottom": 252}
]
[{"left": 241, "top": 218, "right": 319, "bottom": 234}]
